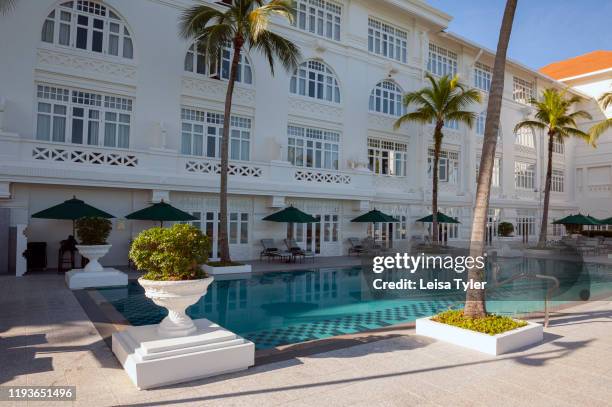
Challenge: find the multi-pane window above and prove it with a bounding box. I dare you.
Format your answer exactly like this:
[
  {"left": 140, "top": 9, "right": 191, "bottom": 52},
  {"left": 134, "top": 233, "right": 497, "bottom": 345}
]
[
  {"left": 36, "top": 84, "right": 132, "bottom": 148},
  {"left": 513, "top": 77, "right": 535, "bottom": 104},
  {"left": 180, "top": 108, "right": 251, "bottom": 161},
  {"left": 428, "top": 149, "right": 459, "bottom": 184},
  {"left": 516, "top": 210, "right": 536, "bottom": 237},
  {"left": 432, "top": 118, "right": 459, "bottom": 130},
  {"left": 394, "top": 215, "right": 408, "bottom": 240},
  {"left": 427, "top": 43, "right": 458, "bottom": 77},
  {"left": 184, "top": 43, "right": 253, "bottom": 85},
  {"left": 294, "top": 0, "right": 341, "bottom": 41},
  {"left": 322, "top": 214, "right": 339, "bottom": 242},
  {"left": 41, "top": 1, "right": 133, "bottom": 59},
  {"left": 474, "top": 62, "right": 492, "bottom": 92},
  {"left": 367, "top": 18, "right": 407, "bottom": 63},
  {"left": 369, "top": 81, "right": 404, "bottom": 117},
  {"left": 368, "top": 139, "right": 407, "bottom": 177},
  {"left": 288, "top": 125, "right": 340, "bottom": 170},
  {"left": 476, "top": 157, "right": 501, "bottom": 187},
  {"left": 515, "top": 161, "right": 535, "bottom": 190},
  {"left": 476, "top": 112, "right": 486, "bottom": 135},
  {"left": 290, "top": 60, "right": 340, "bottom": 103},
  {"left": 552, "top": 169, "right": 564, "bottom": 192},
  {"left": 515, "top": 127, "right": 535, "bottom": 148},
  {"left": 552, "top": 138, "right": 564, "bottom": 154},
  {"left": 229, "top": 213, "right": 249, "bottom": 244}
]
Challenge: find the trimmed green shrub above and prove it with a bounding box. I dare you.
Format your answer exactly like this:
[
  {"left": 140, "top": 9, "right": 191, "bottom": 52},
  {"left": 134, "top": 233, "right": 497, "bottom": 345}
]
[
  {"left": 498, "top": 222, "right": 514, "bottom": 237},
  {"left": 129, "top": 224, "right": 210, "bottom": 281},
  {"left": 432, "top": 309, "right": 527, "bottom": 335},
  {"left": 76, "top": 217, "right": 112, "bottom": 245}
]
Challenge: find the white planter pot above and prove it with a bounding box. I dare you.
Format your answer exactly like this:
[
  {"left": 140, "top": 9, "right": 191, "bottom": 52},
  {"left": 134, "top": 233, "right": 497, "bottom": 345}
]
[
  {"left": 416, "top": 316, "right": 543, "bottom": 355},
  {"left": 202, "top": 263, "right": 252, "bottom": 275},
  {"left": 76, "top": 244, "right": 112, "bottom": 272},
  {"left": 139, "top": 277, "right": 214, "bottom": 337}
]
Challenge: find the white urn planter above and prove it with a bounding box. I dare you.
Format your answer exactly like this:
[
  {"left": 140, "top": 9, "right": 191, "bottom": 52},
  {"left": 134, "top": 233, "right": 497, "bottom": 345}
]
[
  {"left": 139, "top": 277, "right": 214, "bottom": 337},
  {"left": 76, "top": 244, "right": 112, "bottom": 272},
  {"left": 66, "top": 244, "right": 127, "bottom": 289},
  {"left": 113, "top": 275, "right": 254, "bottom": 389}
]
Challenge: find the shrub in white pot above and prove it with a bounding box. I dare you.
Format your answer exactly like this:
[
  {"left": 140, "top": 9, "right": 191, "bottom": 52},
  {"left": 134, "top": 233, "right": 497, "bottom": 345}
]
[
  {"left": 129, "top": 224, "right": 212, "bottom": 337},
  {"left": 76, "top": 217, "right": 112, "bottom": 272}
]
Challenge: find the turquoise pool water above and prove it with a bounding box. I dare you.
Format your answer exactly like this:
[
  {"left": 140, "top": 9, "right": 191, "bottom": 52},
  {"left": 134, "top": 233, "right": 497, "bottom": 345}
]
[{"left": 95, "top": 260, "right": 612, "bottom": 349}]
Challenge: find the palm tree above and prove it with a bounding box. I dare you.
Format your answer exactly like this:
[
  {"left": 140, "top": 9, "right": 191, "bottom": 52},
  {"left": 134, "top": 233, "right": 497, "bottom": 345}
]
[
  {"left": 589, "top": 90, "right": 612, "bottom": 140},
  {"left": 464, "top": 0, "right": 517, "bottom": 319},
  {"left": 179, "top": 0, "right": 300, "bottom": 264},
  {"left": 394, "top": 73, "right": 480, "bottom": 244},
  {"left": 0, "top": 0, "right": 16, "bottom": 15},
  {"left": 515, "top": 89, "right": 592, "bottom": 247}
]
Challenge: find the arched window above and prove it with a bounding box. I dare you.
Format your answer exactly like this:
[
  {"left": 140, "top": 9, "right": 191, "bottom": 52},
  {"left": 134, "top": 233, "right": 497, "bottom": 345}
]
[
  {"left": 41, "top": 1, "right": 134, "bottom": 59},
  {"left": 290, "top": 60, "right": 340, "bottom": 103},
  {"left": 184, "top": 43, "right": 253, "bottom": 85},
  {"left": 369, "top": 80, "right": 404, "bottom": 116}
]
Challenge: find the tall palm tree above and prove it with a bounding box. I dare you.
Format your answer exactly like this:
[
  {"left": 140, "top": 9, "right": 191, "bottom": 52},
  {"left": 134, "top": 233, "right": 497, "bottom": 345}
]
[
  {"left": 180, "top": 0, "right": 300, "bottom": 264},
  {"left": 515, "top": 89, "right": 592, "bottom": 247},
  {"left": 394, "top": 73, "right": 480, "bottom": 244},
  {"left": 589, "top": 90, "right": 612, "bottom": 140},
  {"left": 464, "top": 0, "right": 517, "bottom": 319}
]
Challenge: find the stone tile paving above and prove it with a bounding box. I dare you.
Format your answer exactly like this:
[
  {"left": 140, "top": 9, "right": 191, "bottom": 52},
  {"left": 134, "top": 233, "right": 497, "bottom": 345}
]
[{"left": 1, "top": 274, "right": 612, "bottom": 406}]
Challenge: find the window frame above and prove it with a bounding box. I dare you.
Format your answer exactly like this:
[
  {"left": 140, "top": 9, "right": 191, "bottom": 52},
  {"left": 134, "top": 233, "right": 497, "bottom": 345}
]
[
  {"left": 368, "top": 138, "right": 408, "bottom": 177},
  {"left": 290, "top": 60, "right": 341, "bottom": 103},
  {"left": 474, "top": 62, "right": 492, "bottom": 92},
  {"left": 369, "top": 80, "right": 405, "bottom": 117},
  {"left": 367, "top": 17, "right": 408, "bottom": 63},
  {"left": 513, "top": 76, "right": 535, "bottom": 104},
  {"left": 184, "top": 43, "right": 253, "bottom": 86},
  {"left": 427, "top": 43, "right": 458, "bottom": 77},
  {"left": 514, "top": 161, "right": 536, "bottom": 190},
  {"left": 551, "top": 168, "right": 565, "bottom": 192},
  {"left": 294, "top": 0, "right": 342, "bottom": 42},
  {"left": 428, "top": 148, "right": 459, "bottom": 184},
  {"left": 287, "top": 124, "right": 340, "bottom": 170}
]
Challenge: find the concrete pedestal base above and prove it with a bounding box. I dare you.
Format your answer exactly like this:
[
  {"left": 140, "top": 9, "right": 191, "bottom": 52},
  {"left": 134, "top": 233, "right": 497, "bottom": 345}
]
[
  {"left": 65, "top": 268, "right": 128, "bottom": 289},
  {"left": 112, "top": 318, "right": 254, "bottom": 390}
]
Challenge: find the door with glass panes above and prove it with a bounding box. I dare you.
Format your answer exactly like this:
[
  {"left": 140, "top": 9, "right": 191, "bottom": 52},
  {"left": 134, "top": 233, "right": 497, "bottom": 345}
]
[
  {"left": 289, "top": 214, "right": 340, "bottom": 256},
  {"left": 188, "top": 211, "right": 249, "bottom": 260}
]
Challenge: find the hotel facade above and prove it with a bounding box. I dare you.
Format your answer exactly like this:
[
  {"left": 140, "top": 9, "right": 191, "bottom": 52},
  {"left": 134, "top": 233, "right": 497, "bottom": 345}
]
[{"left": 0, "top": 0, "right": 610, "bottom": 269}]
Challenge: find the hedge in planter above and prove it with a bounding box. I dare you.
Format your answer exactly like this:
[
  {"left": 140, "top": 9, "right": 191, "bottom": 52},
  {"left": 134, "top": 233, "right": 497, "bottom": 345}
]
[
  {"left": 76, "top": 217, "right": 112, "bottom": 245},
  {"left": 129, "top": 224, "right": 211, "bottom": 281}
]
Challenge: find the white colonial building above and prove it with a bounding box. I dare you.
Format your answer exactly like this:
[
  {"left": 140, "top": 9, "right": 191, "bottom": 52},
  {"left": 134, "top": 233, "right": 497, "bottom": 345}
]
[{"left": 0, "top": 0, "right": 610, "bottom": 271}]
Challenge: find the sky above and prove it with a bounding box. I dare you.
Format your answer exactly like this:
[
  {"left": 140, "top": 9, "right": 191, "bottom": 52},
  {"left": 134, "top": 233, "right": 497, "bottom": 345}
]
[{"left": 425, "top": 0, "right": 612, "bottom": 70}]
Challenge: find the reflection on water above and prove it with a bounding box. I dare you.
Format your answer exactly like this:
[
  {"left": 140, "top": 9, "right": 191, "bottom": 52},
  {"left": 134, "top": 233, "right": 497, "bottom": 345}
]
[{"left": 96, "top": 260, "right": 612, "bottom": 349}]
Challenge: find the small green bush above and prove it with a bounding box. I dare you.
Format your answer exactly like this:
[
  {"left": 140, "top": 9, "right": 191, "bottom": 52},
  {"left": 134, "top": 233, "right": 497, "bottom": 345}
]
[
  {"left": 498, "top": 222, "right": 514, "bottom": 237},
  {"left": 129, "top": 224, "right": 210, "bottom": 281},
  {"left": 76, "top": 217, "right": 112, "bottom": 245},
  {"left": 432, "top": 309, "right": 527, "bottom": 335}
]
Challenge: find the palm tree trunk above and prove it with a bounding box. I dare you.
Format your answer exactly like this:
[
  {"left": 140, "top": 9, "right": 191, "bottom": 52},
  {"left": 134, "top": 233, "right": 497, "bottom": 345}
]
[
  {"left": 432, "top": 126, "right": 443, "bottom": 244},
  {"left": 218, "top": 36, "right": 244, "bottom": 263},
  {"left": 538, "top": 131, "right": 554, "bottom": 247},
  {"left": 464, "top": 0, "right": 517, "bottom": 318}
]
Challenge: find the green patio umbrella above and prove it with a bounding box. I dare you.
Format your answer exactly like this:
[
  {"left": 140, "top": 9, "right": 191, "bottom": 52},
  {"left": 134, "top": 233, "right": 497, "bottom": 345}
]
[
  {"left": 416, "top": 211, "right": 460, "bottom": 224},
  {"left": 350, "top": 209, "right": 398, "bottom": 223},
  {"left": 31, "top": 196, "right": 114, "bottom": 235},
  {"left": 600, "top": 217, "right": 612, "bottom": 225},
  {"left": 552, "top": 213, "right": 602, "bottom": 226},
  {"left": 125, "top": 201, "right": 197, "bottom": 227},
  {"left": 262, "top": 206, "right": 317, "bottom": 240}
]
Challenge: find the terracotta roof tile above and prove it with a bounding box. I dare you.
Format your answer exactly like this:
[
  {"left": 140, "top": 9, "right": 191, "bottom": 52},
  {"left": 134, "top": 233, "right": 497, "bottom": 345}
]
[{"left": 539, "top": 50, "right": 612, "bottom": 80}]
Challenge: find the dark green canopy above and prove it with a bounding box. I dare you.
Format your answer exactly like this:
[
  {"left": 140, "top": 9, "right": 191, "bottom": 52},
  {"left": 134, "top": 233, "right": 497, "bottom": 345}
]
[
  {"left": 32, "top": 197, "right": 114, "bottom": 220},
  {"left": 552, "top": 213, "right": 602, "bottom": 226},
  {"left": 416, "top": 211, "right": 460, "bottom": 224},
  {"left": 600, "top": 217, "right": 612, "bottom": 225},
  {"left": 126, "top": 201, "right": 197, "bottom": 226},
  {"left": 262, "top": 206, "right": 317, "bottom": 223},
  {"left": 351, "top": 209, "right": 398, "bottom": 223}
]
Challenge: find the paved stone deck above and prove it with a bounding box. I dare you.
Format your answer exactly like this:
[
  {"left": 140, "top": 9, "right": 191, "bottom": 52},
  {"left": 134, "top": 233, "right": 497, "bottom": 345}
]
[{"left": 1, "top": 274, "right": 612, "bottom": 406}]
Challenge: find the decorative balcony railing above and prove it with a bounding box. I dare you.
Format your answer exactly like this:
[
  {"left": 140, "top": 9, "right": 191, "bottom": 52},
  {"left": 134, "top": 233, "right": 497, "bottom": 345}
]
[
  {"left": 185, "top": 159, "right": 263, "bottom": 178},
  {"left": 32, "top": 145, "right": 138, "bottom": 167},
  {"left": 294, "top": 169, "right": 351, "bottom": 185}
]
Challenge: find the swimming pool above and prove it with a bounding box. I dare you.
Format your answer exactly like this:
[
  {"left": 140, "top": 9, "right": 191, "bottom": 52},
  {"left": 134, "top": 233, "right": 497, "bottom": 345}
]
[{"left": 94, "top": 260, "right": 612, "bottom": 349}]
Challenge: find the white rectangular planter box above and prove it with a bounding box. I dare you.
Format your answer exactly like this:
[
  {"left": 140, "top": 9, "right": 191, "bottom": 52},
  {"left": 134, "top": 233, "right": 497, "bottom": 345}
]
[
  {"left": 112, "top": 318, "right": 254, "bottom": 390},
  {"left": 416, "top": 317, "right": 543, "bottom": 355},
  {"left": 202, "top": 263, "right": 252, "bottom": 276}
]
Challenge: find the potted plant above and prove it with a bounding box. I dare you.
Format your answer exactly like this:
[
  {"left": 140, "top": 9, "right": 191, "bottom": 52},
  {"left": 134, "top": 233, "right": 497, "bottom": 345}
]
[
  {"left": 497, "top": 221, "right": 514, "bottom": 238},
  {"left": 129, "top": 224, "right": 212, "bottom": 337},
  {"left": 75, "top": 217, "right": 112, "bottom": 273}
]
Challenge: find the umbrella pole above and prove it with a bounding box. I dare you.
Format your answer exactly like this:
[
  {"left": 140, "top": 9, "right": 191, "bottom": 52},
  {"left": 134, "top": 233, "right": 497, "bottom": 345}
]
[{"left": 72, "top": 219, "right": 76, "bottom": 238}]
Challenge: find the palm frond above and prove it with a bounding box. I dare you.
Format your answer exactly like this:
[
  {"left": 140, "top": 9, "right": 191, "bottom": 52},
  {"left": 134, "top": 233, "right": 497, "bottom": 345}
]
[
  {"left": 598, "top": 91, "right": 612, "bottom": 109},
  {"left": 394, "top": 110, "right": 434, "bottom": 130},
  {"left": 179, "top": 5, "right": 226, "bottom": 39},
  {"left": 558, "top": 126, "right": 591, "bottom": 145},
  {"left": 251, "top": 30, "right": 300, "bottom": 75},
  {"left": 589, "top": 118, "right": 612, "bottom": 144},
  {"left": 248, "top": 0, "right": 295, "bottom": 41},
  {"left": 0, "top": 0, "right": 16, "bottom": 15},
  {"left": 514, "top": 120, "right": 546, "bottom": 134},
  {"left": 445, "top": 110, "right": 477, "bottom": 128}
]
